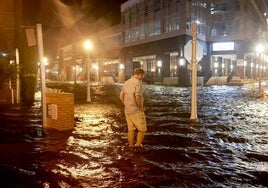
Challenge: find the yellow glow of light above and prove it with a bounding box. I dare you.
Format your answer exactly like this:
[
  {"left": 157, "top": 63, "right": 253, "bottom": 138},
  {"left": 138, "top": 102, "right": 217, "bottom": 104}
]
[
  {"left": 119, "top": 64, "right": 124, "bottom": 70},
  {"left": 93, "top": 64, "right": 99, "bottom": 70},
  {"left": 256, "top": 44, "right": 264, "bottom": 54},
  {"left": 84, "top": 39, "right": 93, "bottom": 51},
  {"left": 43, "top": 57, "right": 49, "bottom": 65}
]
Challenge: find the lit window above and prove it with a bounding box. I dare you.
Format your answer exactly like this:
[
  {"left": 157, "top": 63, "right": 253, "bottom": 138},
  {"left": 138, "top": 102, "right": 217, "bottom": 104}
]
[{"left": 213, "top": 42, "right": 235, "bottom": 51}]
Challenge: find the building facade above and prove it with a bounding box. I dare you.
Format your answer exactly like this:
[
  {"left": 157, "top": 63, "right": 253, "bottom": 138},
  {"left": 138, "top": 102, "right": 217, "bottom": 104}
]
[
  {"left": 58, "top": 0, "right": 268, "bottom": 86},
  {"left": 57, "top": 24, "right": 124, "bottom": 83},
  {"left": 120, "top": 0, "right": 268, "bottom": 85}
]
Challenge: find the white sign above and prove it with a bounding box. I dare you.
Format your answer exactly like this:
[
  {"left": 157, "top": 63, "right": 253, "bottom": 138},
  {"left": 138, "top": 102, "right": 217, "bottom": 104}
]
[
  {"left": 47, "top": 104, "right": 58, "bottom": 120},
  {"left": 184, "top": 40, "right": 203, "bottom": 63},
  {"left": 213, "top": 42, "right": 234, "bottom": 51}
]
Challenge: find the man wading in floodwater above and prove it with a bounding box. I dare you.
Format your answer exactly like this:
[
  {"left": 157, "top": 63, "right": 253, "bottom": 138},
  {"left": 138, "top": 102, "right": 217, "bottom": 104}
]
[{"left": 120, "top": 68, "right": 147, "bottom": 147}]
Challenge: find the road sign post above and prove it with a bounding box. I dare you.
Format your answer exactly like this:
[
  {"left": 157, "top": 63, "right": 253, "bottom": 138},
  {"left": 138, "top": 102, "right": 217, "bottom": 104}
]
[
  {"left": 184, "top": 22, "right": 203, "bottom": 122},
  {"left": 37, "top": 24, "right": 47, "bottom": 128}
]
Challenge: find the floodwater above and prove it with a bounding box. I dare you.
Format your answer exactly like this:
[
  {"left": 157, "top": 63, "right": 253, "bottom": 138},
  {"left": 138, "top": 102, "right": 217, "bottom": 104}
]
[{"left": 0, "top": 83, "right": 267, "bottom": 187}]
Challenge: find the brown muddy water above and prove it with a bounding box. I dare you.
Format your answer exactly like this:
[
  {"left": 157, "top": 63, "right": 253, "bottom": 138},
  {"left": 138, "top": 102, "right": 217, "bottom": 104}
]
[{"left": 0, "top": 83, "right": 267, "bottom": 188}]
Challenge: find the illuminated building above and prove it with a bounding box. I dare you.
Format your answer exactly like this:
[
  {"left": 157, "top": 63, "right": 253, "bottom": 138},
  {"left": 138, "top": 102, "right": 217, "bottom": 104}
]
[
  {"left": 58, "top": 0, "right": 268, "bottom": 86},
  {"left": 120, "top": 0, "right": 268, "bottom": 85}
]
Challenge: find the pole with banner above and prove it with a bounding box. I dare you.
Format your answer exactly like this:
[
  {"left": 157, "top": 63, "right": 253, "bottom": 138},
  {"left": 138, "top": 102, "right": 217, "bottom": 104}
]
[{"left": 36, "top": 24, "right": 47, "bottom": 128}]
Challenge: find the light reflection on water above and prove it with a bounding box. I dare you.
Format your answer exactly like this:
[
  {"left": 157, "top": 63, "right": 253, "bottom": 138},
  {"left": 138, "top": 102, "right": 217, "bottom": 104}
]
[
  {"left": 41, "top": 84, "right": 267, "bottom": 187},
  {"left": 1, "top": 83, "right": 268, "bottom": 187}
]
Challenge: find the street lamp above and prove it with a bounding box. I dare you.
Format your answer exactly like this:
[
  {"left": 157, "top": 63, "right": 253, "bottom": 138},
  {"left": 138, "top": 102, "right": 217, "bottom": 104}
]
[
  {"left": 255, "top": 44, "right": 264, "bottom": 96},
  {"left": 84, "top": 39, "right": 93, "bottom": 102},
  {"left": 43, "top": 57, "right": 48, "bottom": 65}
]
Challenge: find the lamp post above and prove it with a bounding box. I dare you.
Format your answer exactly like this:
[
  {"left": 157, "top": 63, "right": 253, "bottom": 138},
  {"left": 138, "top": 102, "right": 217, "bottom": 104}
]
[
  {"left": 15, "top": 48, "right": 20, "bottom": 104},
  {"left": 255, "top": 44, "right": 264, "bottom": 96},
  {"left": 84, "top": 39, "right": 93, "bottom": 102}
]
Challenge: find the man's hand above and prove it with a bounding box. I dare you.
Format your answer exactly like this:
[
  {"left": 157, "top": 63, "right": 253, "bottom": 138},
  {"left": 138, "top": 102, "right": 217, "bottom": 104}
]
[{"left": 135, "top": 95, "right": 143, "bottom": 111}]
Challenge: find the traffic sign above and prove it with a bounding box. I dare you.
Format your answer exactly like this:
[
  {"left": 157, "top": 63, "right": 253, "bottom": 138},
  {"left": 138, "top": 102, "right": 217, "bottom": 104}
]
[{"left": 184, "top": 40, "right": 203, "bottom": 63}]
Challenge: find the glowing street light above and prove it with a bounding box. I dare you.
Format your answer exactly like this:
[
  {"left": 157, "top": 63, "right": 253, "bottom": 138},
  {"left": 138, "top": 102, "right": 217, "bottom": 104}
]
[
  {"left": 43, "top": 57, "right": 48, "bottom": 66},
  {"left": 255, "top": 44, "right": 264, "bottom": 96},
  {"left": 84, "top": 39, "right": 93, "bottom": 102},
  {"left": 84, "top": 39, "right": 93, "bottom": 51},
  {"left": 256, "top": 44, "right": 264, "bottom": 54}
]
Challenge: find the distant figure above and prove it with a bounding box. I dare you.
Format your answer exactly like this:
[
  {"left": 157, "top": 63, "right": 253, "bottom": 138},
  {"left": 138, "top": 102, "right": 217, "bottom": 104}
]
[{"left": 120, "top": 68, "right": 147, "bottom": 147}]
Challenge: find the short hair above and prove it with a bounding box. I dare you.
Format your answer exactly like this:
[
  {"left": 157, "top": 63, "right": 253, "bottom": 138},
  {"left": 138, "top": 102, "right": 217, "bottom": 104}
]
[{"left": 134, "top": 68, "right": 145, "bottom": 75}]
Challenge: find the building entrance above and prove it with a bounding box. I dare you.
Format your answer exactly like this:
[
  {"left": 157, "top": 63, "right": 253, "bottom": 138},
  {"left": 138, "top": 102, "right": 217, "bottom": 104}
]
[{"left": 211, "top": 54, "right": 236, "bottom": 76}]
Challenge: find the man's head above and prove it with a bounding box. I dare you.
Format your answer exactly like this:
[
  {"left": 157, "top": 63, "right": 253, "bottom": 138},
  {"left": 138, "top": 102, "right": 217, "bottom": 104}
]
[{"left": 134, "top": 68, "right": 145, "bottom": 80}]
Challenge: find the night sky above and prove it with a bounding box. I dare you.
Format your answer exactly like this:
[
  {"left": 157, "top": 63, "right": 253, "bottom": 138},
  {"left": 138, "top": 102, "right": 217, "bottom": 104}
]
[{"left": 22, "top": 0, "right": 127, "bottom": 59}]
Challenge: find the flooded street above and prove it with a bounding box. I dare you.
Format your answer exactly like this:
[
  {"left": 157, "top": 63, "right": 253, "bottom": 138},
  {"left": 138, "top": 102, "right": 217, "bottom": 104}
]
[{"left": 0, "top": 83, "right": 267, "bottom": 187}]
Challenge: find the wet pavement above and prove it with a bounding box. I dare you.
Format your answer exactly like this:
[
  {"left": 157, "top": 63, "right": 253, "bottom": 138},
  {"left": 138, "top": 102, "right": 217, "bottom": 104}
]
[{"left": 0, "top": 83, "right": 267, "bottom": 187}]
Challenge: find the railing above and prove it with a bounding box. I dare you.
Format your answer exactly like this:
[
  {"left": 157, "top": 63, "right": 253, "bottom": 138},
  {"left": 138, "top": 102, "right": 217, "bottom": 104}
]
[
  {"left": 227, "top": 70, "right": 236, "bottom": 83},
  {"left": 204, "top": 70, "right": 212, "bottom": 85},
  {"left": 112, "top": 74, "right": 118, "bottom": 82}
]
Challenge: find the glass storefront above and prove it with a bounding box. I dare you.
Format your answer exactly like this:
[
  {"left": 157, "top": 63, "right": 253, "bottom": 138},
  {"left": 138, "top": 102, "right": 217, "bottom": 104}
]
[
  {"left": 170, "top": 56, "right": 178, "bottom": 77},
  {"left": 211, "top": 55, "right": 236, "bottom": 76}
]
